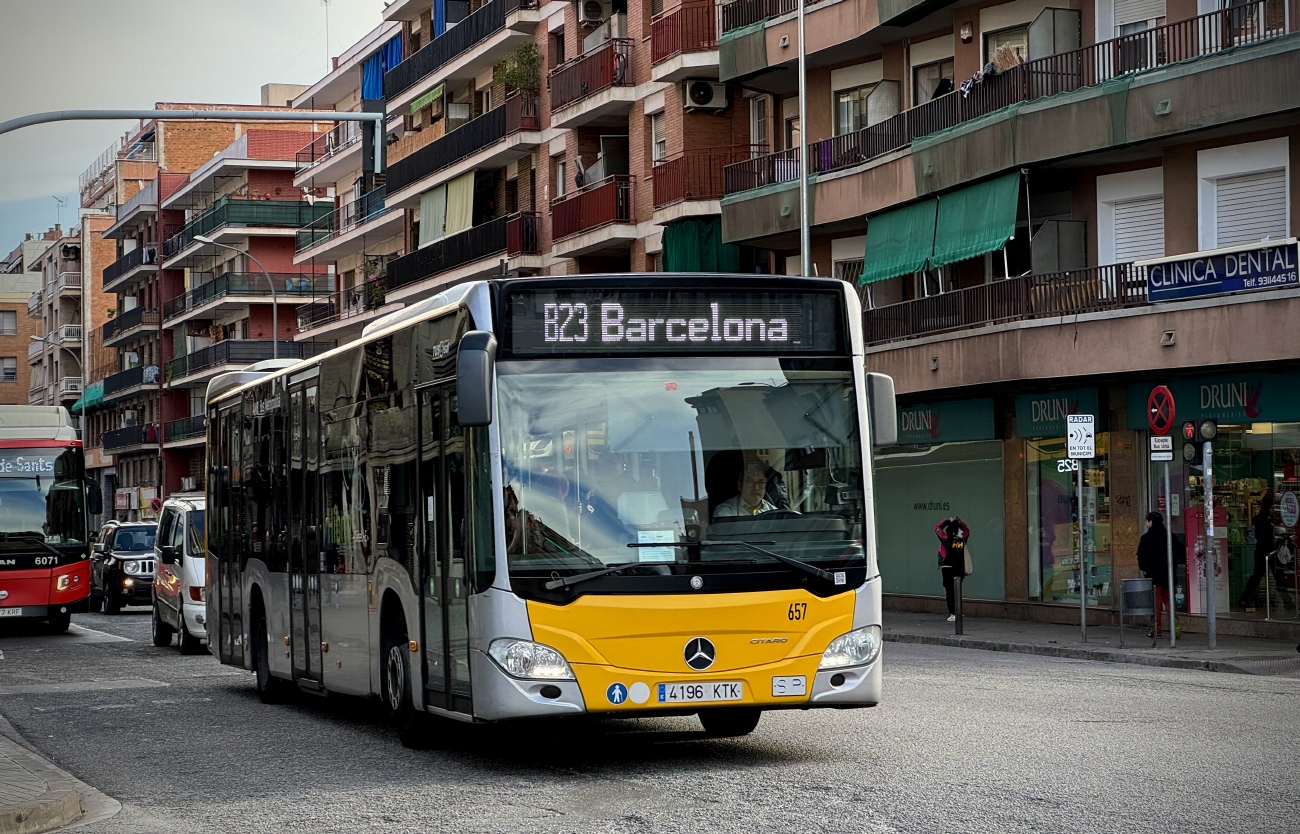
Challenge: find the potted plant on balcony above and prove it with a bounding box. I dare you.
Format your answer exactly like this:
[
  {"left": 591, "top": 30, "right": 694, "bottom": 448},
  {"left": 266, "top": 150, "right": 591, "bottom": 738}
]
[{"left": 499, "top": 43, "right": 541, "bottom": 93}]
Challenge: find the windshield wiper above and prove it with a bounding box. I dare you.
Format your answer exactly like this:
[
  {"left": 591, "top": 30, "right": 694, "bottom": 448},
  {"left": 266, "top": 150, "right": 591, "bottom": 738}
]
[
  {"left": 544, "top": 561, "right": 642, "bottom": 591},
  {"left": 4, "top": 532, "right": 64, "bottom": 559},
  {"left": 699, "top": 540, "right": 844, "bottom": 586}
]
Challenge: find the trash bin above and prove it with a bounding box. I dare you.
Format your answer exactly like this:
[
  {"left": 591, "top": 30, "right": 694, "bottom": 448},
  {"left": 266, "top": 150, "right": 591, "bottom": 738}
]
[{"left": 1120, "top": 577, "right": 1155, "bottom": 647}]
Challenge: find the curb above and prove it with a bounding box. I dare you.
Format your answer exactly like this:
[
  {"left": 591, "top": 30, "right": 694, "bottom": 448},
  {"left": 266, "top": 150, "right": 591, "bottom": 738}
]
[
  {"left": 0, "top": 789, "right": 81, "bottom": 834},
  {"left": 884, "top": 632, "right": 1254, "bottom": 675}
]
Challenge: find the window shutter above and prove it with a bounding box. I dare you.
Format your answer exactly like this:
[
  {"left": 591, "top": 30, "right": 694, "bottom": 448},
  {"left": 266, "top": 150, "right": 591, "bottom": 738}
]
[
  {"left": 1215, "top": 169, "right": 1287, "bottom": 248},
  {"left": 1112, "top": 196, "right": 1164, "bottom": 262},
  {"left": 1114, "top": 0, "right": 1166, "bottom": 27}
]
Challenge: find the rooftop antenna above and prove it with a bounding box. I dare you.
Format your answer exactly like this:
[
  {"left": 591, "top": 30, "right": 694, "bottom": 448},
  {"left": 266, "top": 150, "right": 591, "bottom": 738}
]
[
  {"left": 52, "top": 196, "right": 66, "bottom": 230},
  {"left": 323, "top": 0, "right": 332, "bottom": 75}
]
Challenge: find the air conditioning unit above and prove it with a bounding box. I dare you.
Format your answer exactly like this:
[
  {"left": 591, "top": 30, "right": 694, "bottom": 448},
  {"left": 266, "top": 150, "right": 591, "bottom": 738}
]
[
  {"left": 683, "top": 80, "right": 727, "bottom": 111},
  {"left": 61, "top": 244, "right": 81, "bottom": 260},
  {"left": 581, "top": 0, "right": 605, "bottom": 26},
  {"left": 180, "top": 477, "right": 198, "bottom": 491}
]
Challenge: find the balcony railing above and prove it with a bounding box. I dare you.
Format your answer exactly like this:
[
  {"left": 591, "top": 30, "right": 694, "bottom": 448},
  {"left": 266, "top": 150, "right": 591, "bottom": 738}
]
[
  {"left": 163, "top": 273, "right": 335, "bottom": 321},
  {"left": 27, "top": 292, "right": 40, "bottom": 317},
  {"left": 724, "top": 0, "right": 1295, "bottom": 195},
  {"left": 102, "top": 245, "right": 159, "bottom": 288},
  {"left": 506, "top": 211, "right": 540, "bottom": 256},
  {"left": 551, "top": 175, "right": 633, "bottom": 240},
  {"left": 720, "top": 0, "right": 798, "bottom": 33},
  {"left": 297, "top": 186, "right": 393, "bottom": 253},
  {"left": 295, "top": 120, "right": 364, "bottom": 171},
  {"left": 165, "top": 415, "right": 207, "bottom": 443},
  {"left": 387, "top": 91, "right": 539, "bottom": 195},
  {"left": 653, "top": 1, "right": 720, "bottom": 64},
  {"left": 861, "top": 264, "right": 1148, "bottom": 344},
  {"left": 28, "top": 341, "right": 43, "bottom": 360},
  {"left": 385, "top": 0, "right": 539, "bottom": 99},
  {"left": 58, "top": 377, "right": 83, "bottom": 396},
  {"left": 162, "top": 198, "right": 333, "bottom": 260},
  {"left": 386, "top": 215, "right": 509, "bottom": 292},
  {"left": 165, "top": 340, "right": 332, "bottom": 382},
  {"left": 102, "top": 307, "right": 160, "bottom": 343},
  {"left": 550, "top": 39, "right": 632, "bottom": 111},
  {"left": 117, "top": 178, "right": 158, "bottom": 221},
  {"left": 56, "top": 272, "right": 82, "bottom": 293},
  {"left": 297, "top": 279, "right": 390, "bottom": 332},
  {"left": 654, "top": 145, "right": 762, "bottom": 208},
  {"left": 102, "top": 364, "right": 161, "bottom": 397},
  {"left": 57, "top": 324, "right": 81, "bottom": 344},
  {"left": 103, "top": 424, "right": 159, "bottom": 452}
]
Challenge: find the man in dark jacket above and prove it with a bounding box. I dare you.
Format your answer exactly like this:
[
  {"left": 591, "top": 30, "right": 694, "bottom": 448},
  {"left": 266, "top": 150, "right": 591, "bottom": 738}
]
[
  {"left": 935, "top": 516, "right": 970, "bottom": 622},
  {"left": 1240, "top": 491, "right": 1295, "bottom": 611},
  {"left": 1137, "top": 511, "right": 1176, "bottom": 638}
]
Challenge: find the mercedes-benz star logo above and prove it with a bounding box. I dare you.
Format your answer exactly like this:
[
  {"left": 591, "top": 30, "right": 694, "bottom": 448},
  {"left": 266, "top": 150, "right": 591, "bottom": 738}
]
[{"left": 684, "top": 637, "right": 716, "bottom": 671}]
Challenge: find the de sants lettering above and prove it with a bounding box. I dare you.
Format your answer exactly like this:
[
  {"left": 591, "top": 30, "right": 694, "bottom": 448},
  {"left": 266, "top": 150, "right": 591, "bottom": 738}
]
[
  {"left": 543, "top": 302, "right": 792, "bottom": 345},
  {"left": 1147, "top": 242, "right": 1298, "bottom": 302},
  {"left": 0, "top": 456, "right": 55, "bottom": 474}
]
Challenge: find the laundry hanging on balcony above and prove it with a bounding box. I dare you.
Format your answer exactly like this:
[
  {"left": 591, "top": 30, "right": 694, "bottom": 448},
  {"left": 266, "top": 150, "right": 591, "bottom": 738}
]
[
  {"left": 662, "top": 218, "right": 742, "bottom": 273},
  {"left": 929, "top": 171, "right": 1021, "bottom": 268},
  {"left": 858, "top": 198, "right": 938, "bottom": 285}
]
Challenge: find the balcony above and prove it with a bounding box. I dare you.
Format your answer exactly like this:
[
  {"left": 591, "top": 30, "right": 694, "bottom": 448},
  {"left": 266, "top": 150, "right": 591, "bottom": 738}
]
[
  {"left": 506, "top": 211, "right": 540, "bottom": 257},
  {"left": 162, "top": 198, "right": 333, "bottom": 265},
  {"left": 296, "top": 279, "right": 394, "bottom": 336},
  {"left": 57, "top": 324, "right": 81, "bottom": 345},
  {"left": 295, "top": 186, "right": 403, "bottom": 261},
  {"left": 26, "top": 291, "right": 40, "bottom": 318},
  {"left": 652, "top": 1, "right": 722, "bottom": 82},
  {"left": 58, "top": 377, "right": 83, "bottom": 398},
  {"left": 164, "top": 415, "right": 207, "bottom": 447},
  {"left": 386, "top": 215, "right": 511, "bottom": 295},
  {"left": 102, "top": 245, "right": 159, "bottom": 293},
  {"left": 385, "top": 0, "right": 540, "bottom": 110},
  {"left": 295, "top": 121, "right": 363, "bottom": 176},
  {"left": 551, "top": 176, "right": 634, "bottom": 255},
  {"left": 549, "top": 39, "right": 634, "bottom": 128},
  {"left": 28, "top": 341, "right": 43, "bottom": 361},
  {"left": 165, "top": 340, "right": 333, "bottom": 387},
  {"left": 102, "top": 307, "right": 161, "bottom": 347},
  {"left": 107, "top": 178, "right": 159, "bottom": 240},
  {"left": 102, "top": 364, "right": 161, "bottom": 402},
  {"left": 720, "top": 0, "right": 799, "bottom": 33},
  {"left": 103, "top": 423, "right": 159, "bottom": 454},
  {"left": 55, "top": 272, "right": 82, "bottom": 296},
  {"left": 386, "top": 91, "right": 541, "bottom": 202},
  {"left": 654, "top": 145, "right": 761, "bottom": 215},
  {"left": 162, "top": 273, "right": 335, "bottom": 324},
  {"left": 725, "top": 0, "right": 1297, "bottom": 198},
  {"left": 862, "top": 265, "right": 1148, "bottom": 345}
]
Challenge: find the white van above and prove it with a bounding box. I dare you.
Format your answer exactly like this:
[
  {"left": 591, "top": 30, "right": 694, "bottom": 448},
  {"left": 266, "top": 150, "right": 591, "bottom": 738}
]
[{"left": 151, "top": 493, "right": 207, "bottom": 654}]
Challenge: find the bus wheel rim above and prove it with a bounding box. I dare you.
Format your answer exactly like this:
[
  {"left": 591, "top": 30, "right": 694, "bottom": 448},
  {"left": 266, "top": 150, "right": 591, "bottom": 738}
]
[{"left": 386, "top": 646, "right": 405, "bottom": 712}]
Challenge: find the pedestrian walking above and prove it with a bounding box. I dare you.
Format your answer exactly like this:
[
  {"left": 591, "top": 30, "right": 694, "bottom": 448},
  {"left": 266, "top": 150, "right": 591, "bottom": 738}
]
[
  {"left": 1240, "top": 491, "right": 1296, "bottom": 611},
  {"left": 1137, "top": 511, "right": 1177, "bottom": 638},
  {"left": 935, "top": 516, "right": 970, "bottom": 622}
]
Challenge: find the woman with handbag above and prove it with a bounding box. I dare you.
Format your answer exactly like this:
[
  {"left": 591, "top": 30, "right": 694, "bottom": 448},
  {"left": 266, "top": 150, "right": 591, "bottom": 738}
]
[{"left": 935, "top": 516, "right": 971, "bottom": 623}]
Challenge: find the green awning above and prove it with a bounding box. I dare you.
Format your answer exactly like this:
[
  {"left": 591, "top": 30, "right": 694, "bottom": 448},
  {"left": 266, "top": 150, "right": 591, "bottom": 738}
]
[
  {"left": 69, "top": 396, "right": 84, "bottom": 415},
  {"left": 409, "top": 84, "right": 443, "bottom": 115},
  {"left": 858, "top": 198, "right": 938, "bottom": 285},
  {"left": 71, "top": 380, "right": 103, "bottom": 415},
  {"left": 662, "top": 218, "right": 742, "bottom": 273},
  {"left": 929, "top": 172, "right": 1021, "bottom": 268}
]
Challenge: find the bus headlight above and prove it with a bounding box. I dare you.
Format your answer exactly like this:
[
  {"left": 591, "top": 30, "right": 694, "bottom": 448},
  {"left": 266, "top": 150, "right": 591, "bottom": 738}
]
[
  {"left": 819, "top": 625, "right": 882, "bottom": 670},
  {"left": 487, "top": 638, "right": 575, "bottom": 681}
]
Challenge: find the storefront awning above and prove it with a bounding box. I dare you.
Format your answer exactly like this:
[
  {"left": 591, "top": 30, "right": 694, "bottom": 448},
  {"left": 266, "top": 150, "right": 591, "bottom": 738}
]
[
  {"left": 929, "top": 172, "right": 1021, "bottom": 268},
  {"left": 70, "top": 380, "right": 104, "bottom": 415},
  {"left": 662, "top": 218, "right": 741, "bottom": 273},
  {"left": 858, "top": 198, "right": 938, "bottom": 285}
]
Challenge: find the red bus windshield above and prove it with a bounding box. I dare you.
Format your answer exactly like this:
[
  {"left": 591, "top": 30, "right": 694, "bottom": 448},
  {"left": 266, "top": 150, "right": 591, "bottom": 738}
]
[{"left": 0, "top": 447, "right": 88, "bottom": 545}]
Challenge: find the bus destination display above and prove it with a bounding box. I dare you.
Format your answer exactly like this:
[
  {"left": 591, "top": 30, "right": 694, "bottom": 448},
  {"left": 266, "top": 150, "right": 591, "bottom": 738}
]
[{"left": 506, "top": 289, "right": 843, "bottom": 355}]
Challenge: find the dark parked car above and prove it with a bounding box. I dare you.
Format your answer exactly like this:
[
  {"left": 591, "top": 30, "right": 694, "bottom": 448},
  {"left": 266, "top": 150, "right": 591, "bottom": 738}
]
[{"left": 90, "top": 521, "right": 158, "bottom": 614}]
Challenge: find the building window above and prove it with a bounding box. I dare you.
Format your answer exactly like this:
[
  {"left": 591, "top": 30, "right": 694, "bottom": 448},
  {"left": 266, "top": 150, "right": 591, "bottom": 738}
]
[
  {"left": 1098, "top": 167, "right": 1164, "bottom": 265},
  {"left": 750, "top": 95, "right": 768, "bottom": 149},
  {"left": 649, "top": 112, "right": 666, "bottom": 163},
  {"left": 551, "top": 29, "right": 566, "bottom": 70},
  {"left": 912, "top": 58, "right": 955, "bottom": 105},
  {"left": 1026, "top": 432, "right": 1112, "bottom": 606},
  {"left": 1197, "top": 137, "right": 1290, "bottom": 250},
  {"left": 0, "top": 311, "right": 15, "bottom": 336},
  {"left": 0, "top": 357, "right": 15, "bottom": 383},
  {"left": 984, "top": 26, "right": 1029, "bottom": 65},
  {"left": 554, "top": 158, "right": 567, "bottom": 199},
  {"left": 834, "top": 84, "right": 877, "bottom": 136}
]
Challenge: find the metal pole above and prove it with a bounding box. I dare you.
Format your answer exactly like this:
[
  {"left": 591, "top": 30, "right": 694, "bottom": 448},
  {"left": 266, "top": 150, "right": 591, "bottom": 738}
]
[
  {"left": 0, "top": 109, "right": 386, "bottom": 173},
  {"left": 954, "top": 574, "right": 963, "bottom": 635},
  {"left": 1204, "top": 439, "right": 1216, "bottom": 649},
  {"left": 797, "top": 0, "right": 810, "bottom": 278},
  {"left": 1078, "top": 460, "right": 1087, "bottom": 642},
  {"left": 1164, "top": 461, "right": 1176, "bottom": 648}
]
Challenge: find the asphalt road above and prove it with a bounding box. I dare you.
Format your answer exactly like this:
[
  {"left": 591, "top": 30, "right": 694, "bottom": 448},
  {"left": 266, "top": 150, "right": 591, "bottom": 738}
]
[{"left": 1, "top": 609, "right": 1297, "bottom": 834}]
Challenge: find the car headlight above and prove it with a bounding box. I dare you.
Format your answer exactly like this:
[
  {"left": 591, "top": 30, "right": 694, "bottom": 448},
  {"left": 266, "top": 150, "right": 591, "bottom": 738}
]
[
  {"left": 819, "top": 625, "right": 882, "bottom": 670},
  {"left": 487, "top": 638, "right": 575, "bottom": 680},
  {"left": 121, "top": 560, "right": 141, "bottom": 576}
]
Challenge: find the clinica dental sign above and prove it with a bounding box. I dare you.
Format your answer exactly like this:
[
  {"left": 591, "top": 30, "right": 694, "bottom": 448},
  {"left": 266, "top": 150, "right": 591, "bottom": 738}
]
[{"left": 1145, "top": 241, "right": 1299, "bottom": 302}]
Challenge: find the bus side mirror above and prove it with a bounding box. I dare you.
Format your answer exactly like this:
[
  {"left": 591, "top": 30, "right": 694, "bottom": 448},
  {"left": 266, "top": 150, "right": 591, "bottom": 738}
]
[
  {"left": 87, "top": 480, "right": 103, "bottom": 515},
  {"left": 865, "top": 372, "right": 897, "bottom": 448},
  {"left": 456, "top": 330, "right": 497, "bottom": 427}
]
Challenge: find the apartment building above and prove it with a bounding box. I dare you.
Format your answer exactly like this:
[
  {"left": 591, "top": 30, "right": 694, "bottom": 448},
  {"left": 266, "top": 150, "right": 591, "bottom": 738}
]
[
  {"left": 26, "top": 231, "right": 85, "bottom": 411},
  {"left": 714, "top": 0, "right": 1300, "bottom": 636},
  {"left": 0, "top": 233, "right": 55, "bottom": 404}
]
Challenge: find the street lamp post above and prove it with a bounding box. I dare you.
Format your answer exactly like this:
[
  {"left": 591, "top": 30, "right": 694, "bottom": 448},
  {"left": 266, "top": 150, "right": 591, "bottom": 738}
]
[
  {"left": 193, "top": 236, "right": 278, "bottom": 359},
  {"left": 32, "top": 333, "right": 84, "bottom": 438}
]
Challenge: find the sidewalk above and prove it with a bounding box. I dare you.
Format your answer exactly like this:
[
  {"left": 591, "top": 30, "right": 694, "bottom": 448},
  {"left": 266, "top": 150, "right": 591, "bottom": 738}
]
[
  {"left": 885, "top": 611, "right": 1300, "bottom": 678},
  {"left": 0, "top": 735, "right": 81, "bottom": 834}
]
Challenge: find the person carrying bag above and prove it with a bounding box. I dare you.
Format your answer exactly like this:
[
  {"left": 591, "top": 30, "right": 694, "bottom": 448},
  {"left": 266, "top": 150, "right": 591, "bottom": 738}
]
[{"left": 935, "top": 516, "right": 971, "bottom": 623}]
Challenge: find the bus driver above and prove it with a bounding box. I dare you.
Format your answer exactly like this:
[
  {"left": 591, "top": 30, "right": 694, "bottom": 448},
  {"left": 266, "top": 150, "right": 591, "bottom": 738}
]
[{"left": 713, "top": 460, "right": 778, "bottom": 518}]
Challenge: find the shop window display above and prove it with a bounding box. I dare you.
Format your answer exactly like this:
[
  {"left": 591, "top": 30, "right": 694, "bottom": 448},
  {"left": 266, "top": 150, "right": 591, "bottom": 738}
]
[{"left": 1027, "top": 434, "right": 1112, "bottom": 605}]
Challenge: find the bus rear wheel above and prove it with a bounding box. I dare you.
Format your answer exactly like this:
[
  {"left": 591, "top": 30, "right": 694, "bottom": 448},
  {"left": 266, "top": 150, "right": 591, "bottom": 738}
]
[
  {"left": 46, "top": 610, "right": 71, "bottom": 633},
  {"left": 699, "top": 707, "right": 761, "bottom": 737}
]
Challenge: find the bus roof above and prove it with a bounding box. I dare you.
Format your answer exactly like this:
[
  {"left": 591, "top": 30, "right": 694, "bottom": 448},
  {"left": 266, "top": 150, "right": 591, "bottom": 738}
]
[{"left": 0, "top": 406, "right": 78, "bottom": 442}]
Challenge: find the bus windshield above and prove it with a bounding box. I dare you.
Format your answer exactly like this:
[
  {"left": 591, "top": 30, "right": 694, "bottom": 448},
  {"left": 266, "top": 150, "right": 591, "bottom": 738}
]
[
  {"left": 0, "top": 447, "right": 87, "bottom": 545},
  {"left": 498, "top": 362, "right": 865, "bottom": 598}
]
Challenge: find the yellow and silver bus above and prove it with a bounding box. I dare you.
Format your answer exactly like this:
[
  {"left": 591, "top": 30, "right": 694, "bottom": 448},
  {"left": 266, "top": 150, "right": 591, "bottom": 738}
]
[{"left": 206, "top": 274, "right": 896, "bottom": 743}]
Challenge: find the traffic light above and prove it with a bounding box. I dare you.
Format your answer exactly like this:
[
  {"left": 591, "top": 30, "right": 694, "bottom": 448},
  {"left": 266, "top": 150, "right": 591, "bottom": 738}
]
[
  {"left": 1182, "top": 439, "right": 1202, "bottom": 465},
  {"left": 1180, "top": 420, "right": 1216, "bottom": 465}
]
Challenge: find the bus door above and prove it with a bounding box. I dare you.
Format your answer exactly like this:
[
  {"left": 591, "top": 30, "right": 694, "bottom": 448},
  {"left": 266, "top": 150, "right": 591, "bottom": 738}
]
[
  {"left": 288, "top": 382, "right": 323, "bottom": 683},
  {"left": 419, "top": 382, "right": 473, "bottom": 714}
]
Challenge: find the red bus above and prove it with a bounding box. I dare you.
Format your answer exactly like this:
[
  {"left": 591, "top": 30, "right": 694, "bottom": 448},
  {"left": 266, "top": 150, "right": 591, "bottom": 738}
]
[{"left": 0, "top": 406, "right": 102, "bottom": 632}]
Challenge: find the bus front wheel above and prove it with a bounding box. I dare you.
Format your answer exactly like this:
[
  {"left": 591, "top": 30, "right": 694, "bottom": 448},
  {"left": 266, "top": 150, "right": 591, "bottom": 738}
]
[
  {"left": 46, "top": 610, "right": 71, "bottom": 633},
  {"left": 699, "top": 707, "right": 761, "bottom": 737},
  {"left": 383, "top": 618, "right": 429, "bottom": 749},
  {"left": 252, "top": 606, "right": 289, "bottom": 704}
]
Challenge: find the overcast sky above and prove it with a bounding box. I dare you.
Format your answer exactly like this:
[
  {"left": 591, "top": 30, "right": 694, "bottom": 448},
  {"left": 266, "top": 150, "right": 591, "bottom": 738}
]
[{"left": 0, "top": 0, "right": 386, "bottom": 253}]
